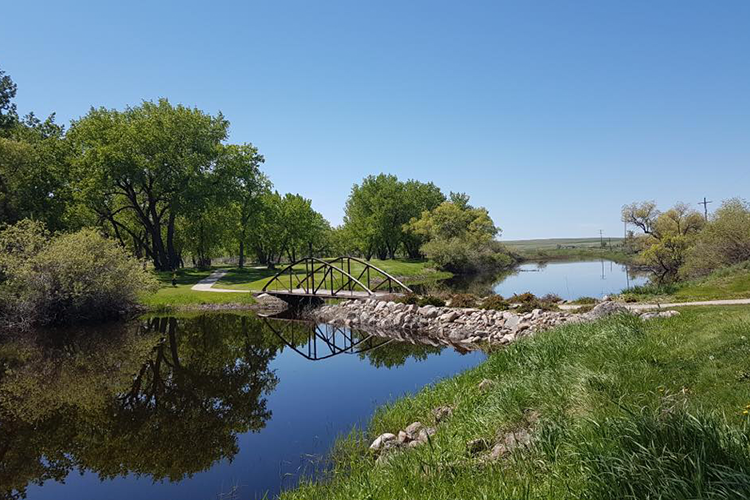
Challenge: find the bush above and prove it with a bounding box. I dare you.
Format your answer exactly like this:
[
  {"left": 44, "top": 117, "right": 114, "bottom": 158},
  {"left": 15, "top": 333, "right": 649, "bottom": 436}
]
[
  {"left": 0, "top": 222, "right": 158, "bottom": 329},
  {"left": 571, "top": 296, "right": 598, "bottom": 305},
  {"left": 681, "top": 198, "right": 750, "bottom": 278},
  {"left": 418, "top": 295, "right": 446, "bottom": 307},
  {"left": 479, "top": 294, "right": 509, "bottom": 311},
  {"left": 420, "top": 238, "right": 514, "bottom": 274},
  {"left": 540, "top": 293, "right": 562, "bottom": 304},
  {"left": 447, "top": 293, "right": 478, "bottom": 308},
  {"left": 394, "top": 293, "right": 446, "bottom": 308},
  {"left": 509, "top": 292, "right": 537, "bottom": 303},
  {"left": 509, "top": 292, "right": 557, "bottom": 313}
]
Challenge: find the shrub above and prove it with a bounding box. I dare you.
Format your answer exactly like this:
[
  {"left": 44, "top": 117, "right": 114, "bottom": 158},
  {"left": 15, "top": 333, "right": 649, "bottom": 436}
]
[
  {"left": 447, "top": 293, "right": 478, "bottom": 308},
  {"left": 681, "top": 198, "right": 750, "bottom": 278},
  {"left": 509, "top": 292, "right": 558, "bottom": 313},
  {"left": 394, "top": 293, "right": 446, "bottom": 307},
  {"left": 395, "top": 293, "right": 420, "bottom": 305},
  {"left": 571, "top": 296, "right": 598, "bottom": 305},
  {"left": 509, "top": 292, "right": 537, "bottom": 303},
  {"left": 540, "top": 293, "right": 562, "bottom": 304},
  {"left": 420, "top": 238, "right": 514, "bottom": 274},
  {"left": 479, "top": 294, "right": 509, "bottom": 311},
  {"left": 0, "top": 222, "right": 158, "bottom": 329},
  {"left": 418, "top": 295, "right": 445, "bottom": 307}
]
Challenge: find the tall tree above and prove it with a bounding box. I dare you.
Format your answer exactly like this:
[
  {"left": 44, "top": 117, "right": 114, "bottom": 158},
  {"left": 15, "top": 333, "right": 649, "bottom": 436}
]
[
  {"left": 622, "top": 200, "right": 705, "bottom": 281},
  {"left": 220, "top": 144, "right": 268, "bottom": 268},
  {"left": 343, "top": 174, "right": 444, "bottom": 260},
  {"left": 68, "top": 99, "right": 228, "bottom": 270},
  {"left": 0, "top": 67, "right": 18, "bottom": 133}
]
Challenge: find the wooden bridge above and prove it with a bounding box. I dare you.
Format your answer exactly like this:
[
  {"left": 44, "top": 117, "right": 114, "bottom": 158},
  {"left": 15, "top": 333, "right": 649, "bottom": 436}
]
[{"left": 261, "top": 256, "right": 413, "bottom": 300}]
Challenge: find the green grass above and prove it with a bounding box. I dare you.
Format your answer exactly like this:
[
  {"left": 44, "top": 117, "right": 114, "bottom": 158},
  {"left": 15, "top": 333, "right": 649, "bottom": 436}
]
[
  {"left": 216, "top": 258, "right": 451, "bottom": 291},
  {"left": 282, "top": 306, "right": 750, "bottom": 500},
  {"left": 139, "top": 267, "right": 255, "bottom": 310},
  {"left": 620, "top": 261, "right": 750, "bottom": 303},
  {"left": 139, "top": 259, "right": 450, "bottom": 309}
]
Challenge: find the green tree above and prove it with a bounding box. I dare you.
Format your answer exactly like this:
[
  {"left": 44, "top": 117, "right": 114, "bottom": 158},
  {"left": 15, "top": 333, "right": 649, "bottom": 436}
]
[
  {"left": 0, "top": 67, "right": 18, "bottom": 133},
  {"left": 220, "top": 144, "right": 268, "bottom": 268},
  {"left": 406, "top": 195, "right": 510, "bottom": 273},
  {"left": 343, "top": 174, "right": 444, "bottom": 260},
  {"left": 622, "top": 201, "right": 705, "bottom": 281},
  {"left": 682, "top": 198, "right": 750, "bottom": 277},
  {"left": 246, "top": 192, "right": 330, "bottom": 267},
  {"left": 67, "top": 99, "right": 229, "bottom": 270}
]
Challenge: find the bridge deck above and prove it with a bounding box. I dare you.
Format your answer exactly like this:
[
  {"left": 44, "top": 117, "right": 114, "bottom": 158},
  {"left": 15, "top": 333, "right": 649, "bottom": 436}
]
[{"left": 263, "top": 288, "right": 400, "bottom": 300}]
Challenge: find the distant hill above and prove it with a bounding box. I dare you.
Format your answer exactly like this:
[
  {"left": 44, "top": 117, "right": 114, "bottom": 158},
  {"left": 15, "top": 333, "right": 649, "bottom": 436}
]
[{"left": 502, "top": 237, "right": 625, "bottom": 250}]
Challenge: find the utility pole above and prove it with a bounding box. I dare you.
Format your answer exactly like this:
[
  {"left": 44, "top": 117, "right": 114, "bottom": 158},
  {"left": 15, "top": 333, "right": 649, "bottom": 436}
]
[
  {"left": 699, "top": 197, "right": 712, "bottom": 221},
  {"left": 599, "top": 229, "right": 603, "bottom": 247}
]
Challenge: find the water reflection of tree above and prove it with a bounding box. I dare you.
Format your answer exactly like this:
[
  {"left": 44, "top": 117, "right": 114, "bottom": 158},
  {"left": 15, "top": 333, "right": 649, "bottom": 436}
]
[
  {"left": 358, "top": 339, "right": 442, "bottom": 368},
  {"left": 0, "top": 314, "right": 280, "bottom": 499},
  {"left": 439, "top": 268, "right": 518, "bottom": 296}
]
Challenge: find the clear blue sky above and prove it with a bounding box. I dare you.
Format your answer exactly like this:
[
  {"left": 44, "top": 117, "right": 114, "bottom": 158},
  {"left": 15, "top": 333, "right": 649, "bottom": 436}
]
[{"left": 2, "top": 1, "right": 748, "bottom": 239}]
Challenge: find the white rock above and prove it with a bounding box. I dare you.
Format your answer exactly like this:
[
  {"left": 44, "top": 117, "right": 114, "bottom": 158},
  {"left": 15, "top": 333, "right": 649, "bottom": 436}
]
[{"left": 369, "top": 432, "right": 397, "bottom": 451}]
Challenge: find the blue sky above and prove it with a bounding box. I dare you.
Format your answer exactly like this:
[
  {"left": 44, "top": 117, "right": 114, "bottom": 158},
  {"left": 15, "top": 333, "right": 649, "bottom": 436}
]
[{"left": 2, "top": 1, "right": 748, "bottom": 239}]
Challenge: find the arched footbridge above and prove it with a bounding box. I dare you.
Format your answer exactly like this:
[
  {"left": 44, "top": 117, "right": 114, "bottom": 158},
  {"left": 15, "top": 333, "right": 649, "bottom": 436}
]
[{"left": 261, "top": 256, "right": 413, "bottom": 300}]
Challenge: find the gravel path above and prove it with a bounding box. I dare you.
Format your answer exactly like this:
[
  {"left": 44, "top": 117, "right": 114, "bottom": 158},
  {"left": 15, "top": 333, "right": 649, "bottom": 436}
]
[
  {"left": 559, "top": 297, "right": 750, "bottom": 311},
  {"left": 625, "top": 298, "right": 750, "bottom": 310}
]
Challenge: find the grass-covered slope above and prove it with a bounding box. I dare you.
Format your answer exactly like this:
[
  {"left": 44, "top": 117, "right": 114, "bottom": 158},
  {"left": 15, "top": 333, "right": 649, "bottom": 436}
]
[
  {"left": 283, "top": 306, "right": 750, "bottom": 500},
  {"left": 621, "top": 261, "right": 750, "bottom": 303}
]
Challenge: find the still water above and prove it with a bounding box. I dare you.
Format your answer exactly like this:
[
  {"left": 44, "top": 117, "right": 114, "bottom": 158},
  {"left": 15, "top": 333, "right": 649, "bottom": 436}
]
[
  {"left": 0, "top": 314, "right": 484, "bottom": 500},
  {"left": 446, "top": 259, "right": 648, "bottom": 300}
]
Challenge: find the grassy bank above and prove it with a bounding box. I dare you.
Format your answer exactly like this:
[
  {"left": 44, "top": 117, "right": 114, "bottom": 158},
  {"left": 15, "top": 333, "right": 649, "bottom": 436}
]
[
  {"left": 283, "top": 306, "right": 750, "bottom": 500},
  {"left": 139, "top": 267, "right": 255, "bottom": 310},
  {"left": 504, "top": 237, "right": 635, "bottom": 263},
  {"left": 620, "top": 261, "right": 750, "bottom": 303}
]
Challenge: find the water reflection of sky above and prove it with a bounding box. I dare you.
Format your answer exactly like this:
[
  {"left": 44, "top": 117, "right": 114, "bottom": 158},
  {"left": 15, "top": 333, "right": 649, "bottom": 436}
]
[{"left": 492, "top": 260, "right": 648, "bottom": 300}]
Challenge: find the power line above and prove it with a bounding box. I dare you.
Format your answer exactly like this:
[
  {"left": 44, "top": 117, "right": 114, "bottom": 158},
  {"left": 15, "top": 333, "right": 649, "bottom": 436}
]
[{"left": 699, "top": 197, "right": 713, "bottom": 221}]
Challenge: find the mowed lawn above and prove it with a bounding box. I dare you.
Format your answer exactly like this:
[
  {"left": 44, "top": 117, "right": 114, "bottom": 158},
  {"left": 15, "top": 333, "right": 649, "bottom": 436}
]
[
  {"left": 140, "top": 267, "right": 255, "bottom": 309},
  {"left": 216, "top": 259, "right": 450, "bottom": 291},
  {"left": 139, "top": 259, "right": 450, "bottom": 308}
]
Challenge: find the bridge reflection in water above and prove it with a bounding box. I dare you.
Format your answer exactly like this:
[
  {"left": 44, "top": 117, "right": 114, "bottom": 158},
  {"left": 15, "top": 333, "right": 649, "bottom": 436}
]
[{"left": 263, "top": 318, "right": 393, "bottom": 361}]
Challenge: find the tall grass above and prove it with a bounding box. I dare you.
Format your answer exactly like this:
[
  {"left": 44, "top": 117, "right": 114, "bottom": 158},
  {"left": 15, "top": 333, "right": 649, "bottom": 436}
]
[{"left": 282, "top": 307, "right": 750, "bottom": 499}]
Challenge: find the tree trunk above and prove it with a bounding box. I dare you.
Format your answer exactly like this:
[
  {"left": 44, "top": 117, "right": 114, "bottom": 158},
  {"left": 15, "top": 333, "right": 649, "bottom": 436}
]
[{"left": 239, "top": 240, "right": 245, "bottom": 268}]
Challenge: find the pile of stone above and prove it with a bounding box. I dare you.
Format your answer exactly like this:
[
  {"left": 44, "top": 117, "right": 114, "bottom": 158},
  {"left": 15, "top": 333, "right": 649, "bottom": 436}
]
[
  {"left": 313, "top": 300, "right": 581, "bottom": 347},
  {"left": 311, "top": 299, "right": 679, "bottom": 348},
  {"left": 369, "top": 406, "right": 452, "bottom": 463}
]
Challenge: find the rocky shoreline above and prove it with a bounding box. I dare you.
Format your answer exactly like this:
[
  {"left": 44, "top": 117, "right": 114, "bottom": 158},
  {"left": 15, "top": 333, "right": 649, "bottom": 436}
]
[{"left": 311, "top": 299, "right": 678, "bottom": 348}]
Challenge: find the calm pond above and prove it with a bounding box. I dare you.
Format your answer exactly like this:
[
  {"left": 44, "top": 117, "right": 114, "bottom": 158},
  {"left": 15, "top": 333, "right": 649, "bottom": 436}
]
[
  {"left": 0, "top": 314, "right": 484, "bottom": 500},
  {"left": 445, "top": 259, "right": 648, "bottom": 300},
  {"left": 1, "top": 259, "right": 646, "bottom": 500}
]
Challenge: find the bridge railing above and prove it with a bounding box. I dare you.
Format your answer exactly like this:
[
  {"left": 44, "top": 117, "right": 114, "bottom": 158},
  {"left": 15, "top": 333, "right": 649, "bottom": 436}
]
[{"left": 261, "top": 256, "right": 413, "bottom": 297}]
